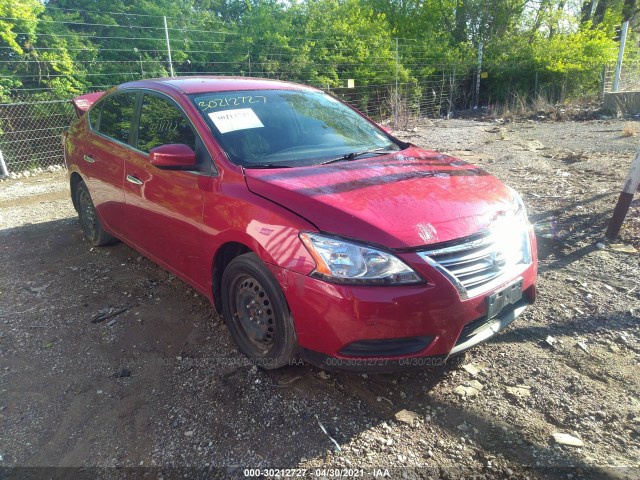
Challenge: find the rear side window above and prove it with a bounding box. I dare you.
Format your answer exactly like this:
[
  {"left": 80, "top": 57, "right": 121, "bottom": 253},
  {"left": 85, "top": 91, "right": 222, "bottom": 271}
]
[
  {"left": 97, "top": 92, "right": 137, "bottom": 145},
  {"left": 137, "top": 94, "right": 196, "bottom": 153}
]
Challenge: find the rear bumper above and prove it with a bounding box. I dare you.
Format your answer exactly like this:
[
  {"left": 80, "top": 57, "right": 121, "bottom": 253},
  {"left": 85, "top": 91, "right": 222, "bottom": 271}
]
[{"left": 269, "top": 255, "right": 537, "bottom": 371}]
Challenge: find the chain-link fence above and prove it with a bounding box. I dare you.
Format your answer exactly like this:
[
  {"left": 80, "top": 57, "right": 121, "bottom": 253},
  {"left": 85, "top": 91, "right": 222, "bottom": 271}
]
[
  {"left": 0, "top": 96, "right": 76, "bottom": 174},
  {"left": 604, "top": 62, "right": 640, "bottom": 93},
  {"left": 0, "top": 64, "right": 606, "bottom": 176},
  {"left": 0, "top": 7, "right": 484, "bottom": 175},
  {"left": 0, "top": 74, "right": 471, "bottom": 175},
  {"left": 0, "top": 7, "right": 615, "bottom": 176},
  {"left": 3, "top": 2, "right": 635, "bottom": 178}
]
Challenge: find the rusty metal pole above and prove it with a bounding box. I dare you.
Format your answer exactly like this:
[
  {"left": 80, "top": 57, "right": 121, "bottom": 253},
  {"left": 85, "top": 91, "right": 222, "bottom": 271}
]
[{"left": 606, "top": 144, "right": 640, "bottom": 240}]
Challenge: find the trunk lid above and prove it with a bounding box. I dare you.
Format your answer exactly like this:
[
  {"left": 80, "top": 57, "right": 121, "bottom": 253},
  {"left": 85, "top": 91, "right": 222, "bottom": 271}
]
[{"left": 71, "top": 91, "right": 106, "bottom": 117}]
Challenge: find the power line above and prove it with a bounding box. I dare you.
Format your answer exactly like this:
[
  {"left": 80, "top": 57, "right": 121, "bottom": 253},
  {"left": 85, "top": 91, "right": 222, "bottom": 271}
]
[
  {"left": 3, "top": 14, "right": 418, "bottom": 44},
  {"left": 41, "top": 5, "right": 178, "bottom": 19},
  {"left": 0, "top": 16, "right": 163, "bottom": 30}
]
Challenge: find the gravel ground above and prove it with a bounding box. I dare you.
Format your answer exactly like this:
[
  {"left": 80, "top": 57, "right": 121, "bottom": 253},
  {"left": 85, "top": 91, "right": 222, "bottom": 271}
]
[{"left": 0, "top": 118, "right": 639, "bottom": 479}]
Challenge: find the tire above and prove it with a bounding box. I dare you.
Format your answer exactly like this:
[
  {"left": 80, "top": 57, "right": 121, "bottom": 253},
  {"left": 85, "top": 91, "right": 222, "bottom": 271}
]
[
  {"left": 74, "top": 181, "right": 116, "bottom": 247},
  {"left": 221, "top": 252, "right": 298, "bottom": 369}
]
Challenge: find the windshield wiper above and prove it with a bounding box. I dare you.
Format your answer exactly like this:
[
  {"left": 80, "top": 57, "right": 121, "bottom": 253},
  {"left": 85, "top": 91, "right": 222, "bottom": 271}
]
[
  {"left": 320, "top": 147, "right": 397, "bottom": 165},
  {"left": 243, "top": 163, "right": 293, "bottom": 169}
]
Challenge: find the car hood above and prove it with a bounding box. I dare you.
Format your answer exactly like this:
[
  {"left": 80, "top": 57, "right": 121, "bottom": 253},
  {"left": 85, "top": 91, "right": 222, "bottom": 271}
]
[{"left": 244, "top": 146, "right": 517, "bottom": 249}]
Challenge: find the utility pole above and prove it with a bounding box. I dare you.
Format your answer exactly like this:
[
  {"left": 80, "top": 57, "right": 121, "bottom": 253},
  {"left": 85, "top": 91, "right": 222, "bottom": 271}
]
[
  {"left": 613, "top": 20, "right": 629, "bottom": 93},
  {"left": 163, "top": 16, "right": 174, "bottom": 77},
  {"left": 395, "top": 37, "right": 399, "bottom": 128},
  {"left": 474, "top": 41, "right": 483, "bottom": 109}
]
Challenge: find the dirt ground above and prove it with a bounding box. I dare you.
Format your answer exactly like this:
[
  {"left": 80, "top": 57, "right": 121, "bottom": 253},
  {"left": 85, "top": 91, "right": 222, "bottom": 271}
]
[{"left": 1, "top": 118, "right": 639, "bottom": 480}]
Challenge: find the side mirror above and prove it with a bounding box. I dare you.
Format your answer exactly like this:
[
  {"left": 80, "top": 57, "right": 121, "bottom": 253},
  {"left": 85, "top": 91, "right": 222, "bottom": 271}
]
[{"left": 149, "top": 144, "right": 196, "bottom": 169}]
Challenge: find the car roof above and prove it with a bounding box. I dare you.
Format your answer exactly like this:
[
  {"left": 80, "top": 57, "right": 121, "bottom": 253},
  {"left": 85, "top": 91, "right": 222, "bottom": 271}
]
[{"left": 118, "top": 76, "right": 319, "bottom": 95}]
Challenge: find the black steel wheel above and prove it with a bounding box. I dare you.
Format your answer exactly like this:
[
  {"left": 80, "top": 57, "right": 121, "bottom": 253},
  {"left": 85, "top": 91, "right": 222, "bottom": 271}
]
[
  {"left": 234, "top": 275, "right": 277, "bottom": 350},
  {"left": 74, "top": 181, "right": 116, "bottom": 246},
  {"left": 221, "top": 253, "right": 298, "bottom": 369}
]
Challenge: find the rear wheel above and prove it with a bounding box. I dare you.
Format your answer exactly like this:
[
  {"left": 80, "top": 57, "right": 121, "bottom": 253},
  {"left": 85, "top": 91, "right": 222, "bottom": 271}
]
[
  {"left": 75, "top": 181, "right": 116, "bottom": 246},
  {"left": 221, "top": 253, "right": 298, "bottom": 369}
]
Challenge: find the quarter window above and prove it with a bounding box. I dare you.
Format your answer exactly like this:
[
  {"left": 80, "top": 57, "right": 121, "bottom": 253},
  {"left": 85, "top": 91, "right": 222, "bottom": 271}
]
[
  {"left": 97, "top": 92, "right": 136, "bottom": 145},
  {"left": 87, "top": 103, "right": 100, "bottom": 130},
  {"left": 137, "top": 94, "right": 196, "bottom": 153}
]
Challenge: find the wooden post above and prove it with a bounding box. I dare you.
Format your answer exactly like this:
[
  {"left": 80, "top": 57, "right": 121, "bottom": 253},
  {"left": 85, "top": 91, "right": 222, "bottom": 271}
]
[{"left": 606, "top": 145, "right": 640, "bottom": 240}]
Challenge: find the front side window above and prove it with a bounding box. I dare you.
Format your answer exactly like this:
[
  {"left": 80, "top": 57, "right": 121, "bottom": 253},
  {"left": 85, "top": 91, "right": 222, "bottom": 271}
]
[
  {"left": 97, "top": 92, "right": 137, "bottom": 145},
  {"left": 191, "top": 90, "right": 401, "bottom": 167},
  {"left": 137, "top": 94, "right": 196, "bottom": 153}
]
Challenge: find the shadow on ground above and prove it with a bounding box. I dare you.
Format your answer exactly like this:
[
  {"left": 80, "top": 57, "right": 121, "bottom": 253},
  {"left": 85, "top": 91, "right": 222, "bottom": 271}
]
[{"left": 0, "top": 218, "right": 637, "bottom": 480}]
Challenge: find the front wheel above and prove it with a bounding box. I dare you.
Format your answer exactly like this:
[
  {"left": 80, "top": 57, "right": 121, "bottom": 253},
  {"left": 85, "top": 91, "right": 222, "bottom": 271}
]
[
  {"left": 75, "top": 181, "right": 116, "bottom": 246},
  {"left": 221, "top": 253, "right": 298, "bottom": 369}
]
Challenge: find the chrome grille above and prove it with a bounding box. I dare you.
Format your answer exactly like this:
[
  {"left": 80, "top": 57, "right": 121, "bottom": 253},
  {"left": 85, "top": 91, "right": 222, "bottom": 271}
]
[{"left": 417, "top": 233, "right": 519, "bottom": 299}]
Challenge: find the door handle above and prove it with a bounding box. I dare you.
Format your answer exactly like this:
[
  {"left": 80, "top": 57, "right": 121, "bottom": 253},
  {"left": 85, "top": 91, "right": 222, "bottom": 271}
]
[
  {"left": 83, "top": 155, "right": 95, "bottom": 163},
  {"left": 126, "top": 174, "right": 144, "bottom": 186}
]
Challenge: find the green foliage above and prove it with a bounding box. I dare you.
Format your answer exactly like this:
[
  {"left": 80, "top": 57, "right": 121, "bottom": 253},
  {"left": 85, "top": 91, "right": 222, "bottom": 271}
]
[
  {"left": 0, "top": 0, "right": 42, "bottom": 54},
  {"left": 0, "top": 0, "right": 43, "bottom": 100},
  {"left": 532, "top": 26, "right": 616, "bottom": 74},
  {"left": 482, "top": 21, "right": 617, "bottom": 104},
  {"left": 0, "top": 0, "right": 632, "bottom": 107}
]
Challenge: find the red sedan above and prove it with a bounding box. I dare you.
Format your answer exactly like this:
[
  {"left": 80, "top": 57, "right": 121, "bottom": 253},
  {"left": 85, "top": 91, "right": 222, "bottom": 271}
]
[{"left": 64, "top": 77, "right": 537, "bottom": 371}]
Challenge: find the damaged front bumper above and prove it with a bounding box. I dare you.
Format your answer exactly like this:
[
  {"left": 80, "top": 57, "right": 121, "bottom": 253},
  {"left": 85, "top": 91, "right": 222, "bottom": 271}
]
[{"left": 299, "top": 295, "right": 532, "bottom": 372}]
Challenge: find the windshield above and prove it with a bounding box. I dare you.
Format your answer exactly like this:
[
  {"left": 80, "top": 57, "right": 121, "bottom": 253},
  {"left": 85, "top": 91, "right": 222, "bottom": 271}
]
[{"left": 191, "top": 89, "right": 402, "bottom": 168}]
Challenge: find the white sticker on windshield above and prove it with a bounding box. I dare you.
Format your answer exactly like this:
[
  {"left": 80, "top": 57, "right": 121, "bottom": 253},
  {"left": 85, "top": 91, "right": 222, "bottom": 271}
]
[{"left": 208, "top": 108, "right": 264, "bottom": 134}]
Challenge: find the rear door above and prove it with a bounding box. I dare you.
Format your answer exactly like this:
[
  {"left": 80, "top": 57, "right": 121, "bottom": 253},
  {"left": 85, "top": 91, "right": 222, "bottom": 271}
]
[
  {"left": 80, "top": 91, "right": 138, "bottom": 237},
  {"left": 122, "top": 91, "right": 214, "bottom": 288}
]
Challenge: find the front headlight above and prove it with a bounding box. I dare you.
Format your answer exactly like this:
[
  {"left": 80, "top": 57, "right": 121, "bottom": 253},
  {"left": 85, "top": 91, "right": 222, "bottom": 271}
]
[
  {"left": 299, "top": 232, "right": 423, "bottom": 285},
  {"left": 508, "top": 187, "right": 528, "bottom": 219},
  {"left": 492, "top": 188, "right": 532, "bottom": 266}
]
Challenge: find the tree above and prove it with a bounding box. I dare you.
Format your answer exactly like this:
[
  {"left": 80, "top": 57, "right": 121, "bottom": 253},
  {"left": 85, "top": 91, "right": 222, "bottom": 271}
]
[{"left": 0, "top": 0, "right": 43, "bottom": 99}]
